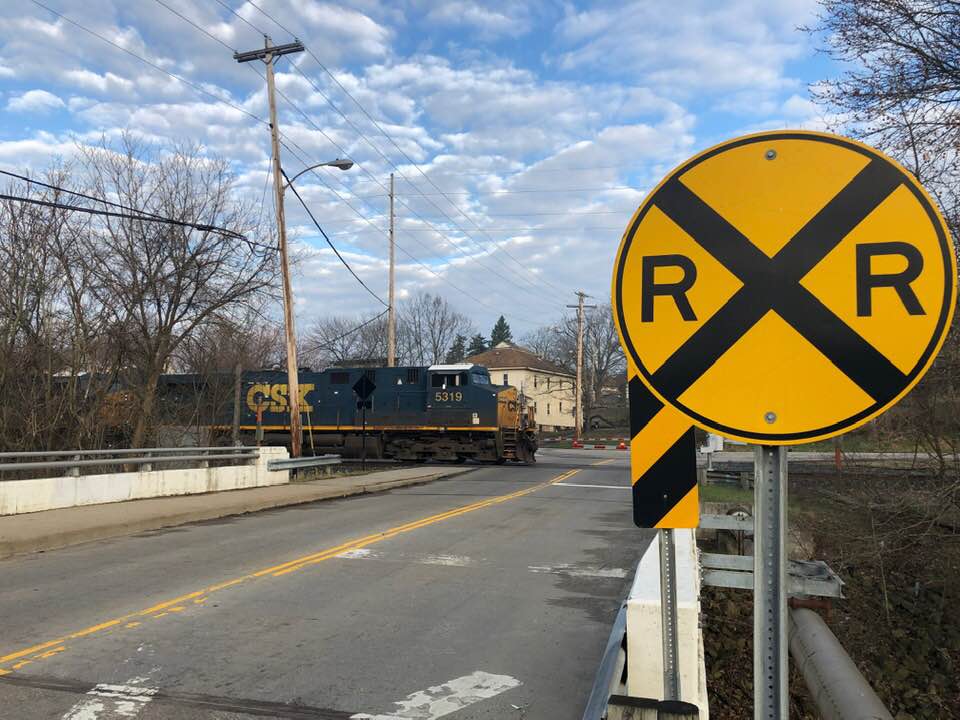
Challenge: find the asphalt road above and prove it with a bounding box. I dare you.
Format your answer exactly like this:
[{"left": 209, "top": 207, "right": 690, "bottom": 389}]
[{"left": 0, "top": 450, "right": 653, "bottom": 720}]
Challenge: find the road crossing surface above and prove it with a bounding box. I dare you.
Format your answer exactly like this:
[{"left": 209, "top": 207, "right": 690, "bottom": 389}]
[{"left": 0, "top": 450, "right": 650, "bottom": 719}]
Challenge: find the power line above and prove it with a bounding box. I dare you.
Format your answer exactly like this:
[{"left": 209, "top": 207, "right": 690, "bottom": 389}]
[
  {"left": 294, "top": 49, "right": 572, "bottom": 296},
  {"left": 28, "top": 0, "right": 267, "bottom": 126},
  {"left": 266, "top": 81, "right": 564, "bottom": 313},
  {"left": 353, "top": 186, "right": 638, "bottom": 197},
  {"left": 0, "top": 168, "right": 170, "bottom": 222},
  {"left": 173, "top": 2, "right": 553, "bottom": 315},
  {"left": 283, "top": 171, "right": 388, "bottom": 308},
  {"left": 322, "top": 225, "right": 629, "bottom": 234},
  {"left": 278, "top": 142, "right": 542, "bottom": 327},
  {"left": 144, "top": 2, "right": 550, "bottom": 328},
  {"left": 0, "top": 192, "right": 260, "bottom": 245},
  {"left": 209, "top": 0, "right": 266, "bottom": 37},
  {"left": 154, "top": 0, "right": 235, "bottom": 51},
  {"left": 303, "top": 309, "right": 388, "bottom": 353},
  {"left": 234, "top": 0, "right": 563, "bottom": 300},
  {"left": 274, "top": 67, "right": 558, "bottom": 304}
]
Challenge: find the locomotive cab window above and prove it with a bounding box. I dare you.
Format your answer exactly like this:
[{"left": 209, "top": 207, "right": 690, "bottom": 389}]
[
  {"left": 430, "top": 372, "right": 467, "bottom": 389},
  {"left": 471, "top": 372, "right": 490, "bottom": 385}
]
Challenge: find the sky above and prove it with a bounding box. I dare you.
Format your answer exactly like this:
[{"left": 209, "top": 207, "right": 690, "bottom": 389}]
[{"left": 0, "top": 0, "right": 843, "bottom": 340}]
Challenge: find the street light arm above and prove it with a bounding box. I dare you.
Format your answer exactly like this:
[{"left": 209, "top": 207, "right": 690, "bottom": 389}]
[{"left": 282, "top": 159, "right": 354, "bottom": 189}]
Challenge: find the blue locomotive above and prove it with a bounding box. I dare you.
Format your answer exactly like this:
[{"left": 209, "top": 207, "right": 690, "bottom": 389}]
[{"left": 235, "top": 363, "right": 538, "bottom": 463}]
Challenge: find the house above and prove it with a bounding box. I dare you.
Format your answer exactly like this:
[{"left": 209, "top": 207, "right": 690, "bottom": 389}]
[{"left": 466, "top": 341, "right": 576, "bottom": 431}]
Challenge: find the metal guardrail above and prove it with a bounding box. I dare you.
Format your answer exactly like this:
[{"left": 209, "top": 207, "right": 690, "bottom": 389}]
[
  {"left": 0, "top": 447, "right": 257, "bottom": 478},
  {"left": 582, "top": 603, "right": 627, "bottom": 720},
  {"left": 267, "top": 454, "right": 342, "bottom": 471}
]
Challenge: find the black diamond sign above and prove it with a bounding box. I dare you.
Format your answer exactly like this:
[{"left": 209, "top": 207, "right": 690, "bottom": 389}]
[{"left": 352, "top": 375, "right": 376, "bottom": 401}]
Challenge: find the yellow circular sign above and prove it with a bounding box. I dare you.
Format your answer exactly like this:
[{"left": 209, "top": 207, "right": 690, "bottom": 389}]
[{"left": 612, "top": 130, "right": 957, "bottom": 444}]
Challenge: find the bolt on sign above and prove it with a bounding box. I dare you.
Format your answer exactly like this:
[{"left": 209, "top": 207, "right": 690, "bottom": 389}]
[{"left": 613, "top": 130, "right": 957, "bottom": 528}]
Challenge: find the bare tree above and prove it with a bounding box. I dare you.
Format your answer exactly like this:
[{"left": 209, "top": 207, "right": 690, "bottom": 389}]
[
  {"left": 522, "top": 303, "right": 625, "bottom": 421},
  {"left": 73, "top": 135, "right": 278, "bottom": 447},
  {"left": 302, "top": 311, "right": 392, "bottom": 367},
  {"left": 399, "top": 292, "right": 474, "bottom": 366},
  {"left": 809, "top": 0, "right": 960, "bottom": 236},
  {"left": 0, "top": 168, "right": 125, "bottom": 451}
]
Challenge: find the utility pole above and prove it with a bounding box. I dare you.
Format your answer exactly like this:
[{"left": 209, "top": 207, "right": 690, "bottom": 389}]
[
  {"left": 387, "top": 172, "right": 396, "bottom": 367},
  {"left": 567, "top": 291, "right": 596, "bottom": 442},
  {"left": 235, "top": 37, "right": 305, "bottom": 456}
]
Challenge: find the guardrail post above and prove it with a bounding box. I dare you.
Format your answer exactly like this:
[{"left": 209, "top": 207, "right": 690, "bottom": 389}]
[
  {"left": 66, "top": 454, "right": 81, "bottom": 477},
  {"left": 199, "top": 448, "right": 209, "bottom": 469},
  {"left": 142, "top": 451, "right": 152, "bottom": 473},
  {"left": 607, "top": 698, "right": 699, "bottom": 720}
]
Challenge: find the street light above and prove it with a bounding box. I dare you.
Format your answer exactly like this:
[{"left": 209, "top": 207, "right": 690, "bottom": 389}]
[
  {"left": 276, "top": 157, "right": 353, "bottom": 458},
  {"left": 283, "top": 158, "right": 354, "bottom": 190}
]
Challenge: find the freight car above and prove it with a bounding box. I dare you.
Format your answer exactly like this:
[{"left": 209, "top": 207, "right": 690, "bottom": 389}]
[{"left": 225, "top": 363, "right": 537, "bottom": 463}]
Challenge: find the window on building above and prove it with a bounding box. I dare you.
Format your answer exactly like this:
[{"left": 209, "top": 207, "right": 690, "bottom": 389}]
[
  {"left": 533, "top": 376, "right": 538, "bottom": 388},
  {"left": 547, "top": 377, "right": 551, "bottom": 390},
  {"left": 559, "top": 401, "right": 563, "bottom": 413},
  {"left": 503, "top": 373, "right": 508, "bottom": 385},
  {"left": 547, "top": 403, "right": 551, "bottom": 415}
]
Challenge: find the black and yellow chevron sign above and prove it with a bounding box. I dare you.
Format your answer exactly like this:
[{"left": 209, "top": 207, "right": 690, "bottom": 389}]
[
  {"left": 628, "top": 359, "right": 699, "bottom": 528},
  {"left": 614, "top": 130, "right": 957, "bottom": 528}
]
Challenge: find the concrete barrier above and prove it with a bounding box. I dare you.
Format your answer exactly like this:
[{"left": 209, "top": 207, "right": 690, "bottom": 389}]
[
  {"left": 0, "top": 447, "right": 289, "bottom": 515},
  {"left": 625, "top": 529, "right": 709, "bottom": 716}
]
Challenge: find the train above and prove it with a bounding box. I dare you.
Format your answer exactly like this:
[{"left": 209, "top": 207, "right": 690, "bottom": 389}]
[{"left": 159, "top": 362, "right": 539, "bottom": 463}]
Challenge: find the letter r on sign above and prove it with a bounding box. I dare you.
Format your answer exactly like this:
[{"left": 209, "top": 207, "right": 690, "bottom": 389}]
[
  {"left": 856, "top": 242, "right": 925, "bottom": 317},
  {"left": 641, "top": 254, "right": 697, "bottom": 322}
]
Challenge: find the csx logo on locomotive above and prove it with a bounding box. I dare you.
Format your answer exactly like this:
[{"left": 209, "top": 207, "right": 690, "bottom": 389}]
[{"left": 246, "top": 383, "right": 315, "bottom": 413}]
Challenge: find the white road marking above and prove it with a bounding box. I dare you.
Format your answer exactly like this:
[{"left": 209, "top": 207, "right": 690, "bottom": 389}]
[
  {"left": 61, "top": 679, "right": 157, "bottom": 720},
  {"left": 337, "top": 548, "right": 383, "bottom": 560},
  {"left": 335, "top": 549, "right": 475, "bottom": 567},
  {"left": 554, "top": 483, "right": 629, "bottom": 489},
  {"left": 528, "top": 564, "right": 628, "bottom": 578},
  {"left": 421, "top": 554, "right": 473, "bottom": 567},
  {"left": 350, "top": 671, "right": 521, "bottom": 720}
]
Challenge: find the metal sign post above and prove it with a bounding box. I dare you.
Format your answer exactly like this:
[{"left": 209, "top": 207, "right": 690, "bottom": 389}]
[
  {"left": 352, "top": 376, "right": 376, "bottom": 473},
  {"left": 659, "top": 528, "right": 681, "bottom": 700},
  {"left": 361, "top": 401, "right": 367, "bottom": 471},
  {"left": 754, "top": 446, "right": 788, "bottom": 719}
]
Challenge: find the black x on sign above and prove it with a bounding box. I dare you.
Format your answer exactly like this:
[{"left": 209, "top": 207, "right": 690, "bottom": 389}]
[{"left": 613, "top": 131, "right": 956, "bottom": 444}]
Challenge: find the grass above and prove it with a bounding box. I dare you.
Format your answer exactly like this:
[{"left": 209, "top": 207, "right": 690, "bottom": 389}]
[{"left": 699, "top": 483, "right": 753, "bottom": 504}]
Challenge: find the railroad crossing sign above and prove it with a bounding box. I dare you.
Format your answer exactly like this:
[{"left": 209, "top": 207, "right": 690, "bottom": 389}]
[
  {"left": 352, "top": 375, "right": 376, "bottom": 401},
  {"left": 614, "top": 130, "right": 957, "bottom": 446}
]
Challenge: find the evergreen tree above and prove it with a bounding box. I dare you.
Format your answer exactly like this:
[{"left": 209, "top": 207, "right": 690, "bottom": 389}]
[
  {"left": 490, "top": 315, "right": 512, "bottom": 346},
  {"left": 445, "top": 333, "right": 467, "bottom": 363},
  {"left": 466, "top": 333, "right": 487, "bottom": 357}
]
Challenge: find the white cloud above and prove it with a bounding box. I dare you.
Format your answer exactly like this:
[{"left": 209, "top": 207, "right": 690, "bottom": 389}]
[
  {"left": 424, "top": 1, "right": 533, "bottom": 39},
  {"left": 6, "top": 89, "right": 65, "bottom": 113},
  {"left": 63, "top": 69, "right": 134, "bottom": 95},
  {"left": 551, "top": 0, "right": 818, "bottom": 98}
]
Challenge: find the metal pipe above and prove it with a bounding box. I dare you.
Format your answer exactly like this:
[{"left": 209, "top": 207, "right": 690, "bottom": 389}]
[{"left": 789, "top": 608, "right": 893, "bottom": 720}]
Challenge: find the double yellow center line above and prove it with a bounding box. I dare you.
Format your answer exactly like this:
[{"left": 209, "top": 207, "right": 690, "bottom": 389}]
[{"left": 0, "top": 467, "right": 579, "bottom": 674}]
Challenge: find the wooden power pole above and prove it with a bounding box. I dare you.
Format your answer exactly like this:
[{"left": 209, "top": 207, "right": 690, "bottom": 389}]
[
  {"left": 567, "top": 291, "right": 596, "bottom": 441},
  {"left": 387, "top": 173, "right": 396, "bottom": 367},
  {"left": 235, "top": 37, "right": 305, "bottom": 456}
]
